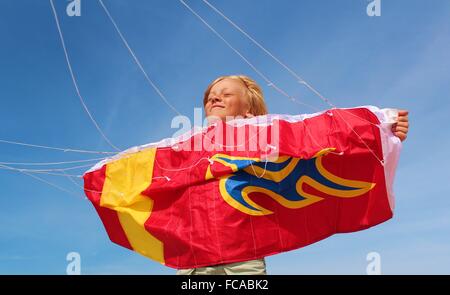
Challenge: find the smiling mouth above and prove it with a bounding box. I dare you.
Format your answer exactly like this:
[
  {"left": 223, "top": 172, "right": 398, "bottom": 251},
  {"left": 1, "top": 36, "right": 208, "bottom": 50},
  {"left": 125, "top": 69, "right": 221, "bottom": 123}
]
[{"left": 211, "top": 105, "right": 225, "bottom": 110}]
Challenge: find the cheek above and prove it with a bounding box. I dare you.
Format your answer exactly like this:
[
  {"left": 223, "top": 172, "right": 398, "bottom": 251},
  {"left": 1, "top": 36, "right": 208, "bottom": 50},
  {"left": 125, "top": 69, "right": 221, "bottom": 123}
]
[
  {"left": 236, "top": 98, "right": 250, "bottom": 116},
  {"left": 226, "top": 96, "right": 246, "bottom": 111}
]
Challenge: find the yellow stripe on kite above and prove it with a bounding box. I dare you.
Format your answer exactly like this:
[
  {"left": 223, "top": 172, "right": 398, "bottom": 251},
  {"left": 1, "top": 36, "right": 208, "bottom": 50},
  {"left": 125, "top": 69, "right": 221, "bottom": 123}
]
[{"left": 101, "top": 148, "right": 165, "bottom": 264}]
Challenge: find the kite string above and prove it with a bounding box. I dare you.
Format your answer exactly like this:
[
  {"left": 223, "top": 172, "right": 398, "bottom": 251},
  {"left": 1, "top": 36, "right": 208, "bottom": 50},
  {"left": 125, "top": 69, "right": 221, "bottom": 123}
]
[
  {"left": 17, "top": 1, "right": 384, "bottom": 195},
  {"left": 97, "top": 1, "right": 341, "bottom": 174},
  {"left": 202, "top": 0, "right": 383, "bottom": 129},
  {"left": 95, "top": 0, "right": 381, "bottom": 171},
  {"left": 0, "top": 4, "right": 240, "bottom": 194},
  {"left": 0, "top": 162, "right": 169, "bottom": 197},
  {"left": 0, "top": 168, "right": 83, "bottom": 178},
  {"left": 0, "top": 139, "right": 118, "bottom": 154},
  {"left": 62, "top": 170, "right": 89, "bottom": 196},
  {"left": 49, "top": 0, "right": 120, "bottom": 151},
  {"left": 0, "top": 156, "right": 108, "bottom": 166},
  {"left": 178, "top": 0, "right": 339, "bottom": 152},
  {"left": 199, "top": 0, "right": 379, "bottom": 129},
  {"left": 0, "top": 163, "right": 94, "bottom": 173},
  {"left": 0, "top": 163, "right": 83, "bottom": 199},
  {"left": 179, "top": 0, "right": 345, "bottom": 160},
  {"left": 97, "top": 0, "right": 182, "bottom": 116},
  {"left": 181, "top": 0, "right": 384, "bottom": 166},
  {"left": 200, "top": 0, "right": 384, "bottom": 137},
  {"left": 179, "top": 0, "right": 317, "bottom": 111}
]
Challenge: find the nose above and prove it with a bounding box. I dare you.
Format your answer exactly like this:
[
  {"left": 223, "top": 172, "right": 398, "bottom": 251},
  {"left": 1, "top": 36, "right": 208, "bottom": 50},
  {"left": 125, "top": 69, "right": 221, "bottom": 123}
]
[{"left": 210, "top": 95, "right": 222, "bottom": 103}]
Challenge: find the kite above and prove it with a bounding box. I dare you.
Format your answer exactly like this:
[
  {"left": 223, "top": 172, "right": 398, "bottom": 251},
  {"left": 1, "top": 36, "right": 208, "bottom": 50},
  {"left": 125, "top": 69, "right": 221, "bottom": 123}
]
[{"left": 83, "top": 106, "right": 402, "bottom": 269}]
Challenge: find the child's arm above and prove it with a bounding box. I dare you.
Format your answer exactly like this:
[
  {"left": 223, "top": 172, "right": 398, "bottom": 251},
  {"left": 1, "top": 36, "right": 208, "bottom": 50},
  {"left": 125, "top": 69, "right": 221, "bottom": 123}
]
[{"left": 392, "top": 110, "right": 409, "bottom": 142}]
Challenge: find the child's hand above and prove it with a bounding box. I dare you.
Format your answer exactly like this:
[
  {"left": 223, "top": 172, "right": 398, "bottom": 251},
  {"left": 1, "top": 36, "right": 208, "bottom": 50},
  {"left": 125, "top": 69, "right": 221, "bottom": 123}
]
[{"left": 392, "top": 110, "right": 409, "bottom": 142}]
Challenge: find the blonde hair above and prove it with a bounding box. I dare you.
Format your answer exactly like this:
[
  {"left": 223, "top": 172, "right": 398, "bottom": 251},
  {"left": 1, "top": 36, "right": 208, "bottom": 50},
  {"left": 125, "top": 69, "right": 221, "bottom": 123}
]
[{"left": 203, "top": 75, "right": 268, "bottom": 116}]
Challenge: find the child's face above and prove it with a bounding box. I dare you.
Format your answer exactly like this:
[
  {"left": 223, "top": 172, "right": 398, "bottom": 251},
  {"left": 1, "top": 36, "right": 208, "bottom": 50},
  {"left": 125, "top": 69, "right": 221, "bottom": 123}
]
[{"left": 204, "top": 78, "right": 251, "bottom": 122}]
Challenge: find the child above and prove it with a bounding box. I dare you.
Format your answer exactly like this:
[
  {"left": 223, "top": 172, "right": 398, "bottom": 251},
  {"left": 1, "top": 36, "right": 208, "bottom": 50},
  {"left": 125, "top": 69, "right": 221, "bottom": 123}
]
[{"left": 176, "top": 75, "right": 409, "bottom": 275}]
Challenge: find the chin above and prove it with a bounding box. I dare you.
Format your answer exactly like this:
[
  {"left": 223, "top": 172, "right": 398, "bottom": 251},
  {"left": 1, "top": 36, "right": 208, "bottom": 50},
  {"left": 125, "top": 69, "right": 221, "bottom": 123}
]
[{"left": 206, "top": 111, "right": 226, "bottom": 121}]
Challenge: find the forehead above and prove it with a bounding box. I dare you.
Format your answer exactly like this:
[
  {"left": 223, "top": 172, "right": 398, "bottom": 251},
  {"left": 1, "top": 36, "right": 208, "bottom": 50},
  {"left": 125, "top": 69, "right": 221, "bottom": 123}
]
[{"left": 210, "top": 78, "right": 246, "bottom": 93}]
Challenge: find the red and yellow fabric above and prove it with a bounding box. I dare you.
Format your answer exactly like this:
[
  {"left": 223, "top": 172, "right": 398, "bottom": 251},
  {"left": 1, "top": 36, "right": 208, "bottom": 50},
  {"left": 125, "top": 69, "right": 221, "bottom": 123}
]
[{"left": 83, "top": 106, "right": 402, "bottom": 269}]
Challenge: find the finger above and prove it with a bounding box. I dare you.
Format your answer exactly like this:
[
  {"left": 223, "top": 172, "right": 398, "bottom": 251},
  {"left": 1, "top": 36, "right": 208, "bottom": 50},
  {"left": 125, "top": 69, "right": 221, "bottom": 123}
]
[
  {"left": 396, "top": 121, "right": 409, "bottom": 128},
  {"left": 394, "top": 126, "right": 409, "bottom": 133},
  {"left": 398, "top": 110, "right": 409, "bottom": 116},
  {"left": 395, "top": 131, "right": 406, "bottom": 137},
  {"left": 397, "top": 115, "right": 409, "bottom": 122},
  {"left": 395, "top": 132, "right": 407, "bottom": 141},
  {"left": 392, "top": 121, "right": 408, "bottom": 129}
]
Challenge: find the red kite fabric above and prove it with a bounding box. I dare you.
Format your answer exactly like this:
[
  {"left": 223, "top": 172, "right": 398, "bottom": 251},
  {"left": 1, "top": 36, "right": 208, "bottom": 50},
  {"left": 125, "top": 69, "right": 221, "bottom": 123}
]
[{"left": 83, "top": 106, "right": 402, "bottom": 269}]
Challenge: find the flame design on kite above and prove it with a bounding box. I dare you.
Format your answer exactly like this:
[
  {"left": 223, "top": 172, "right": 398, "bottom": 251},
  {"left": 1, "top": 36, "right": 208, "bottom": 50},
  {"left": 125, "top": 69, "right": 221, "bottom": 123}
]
[{"left": 207, "top": 148, "right": 376, "bottom": 216}]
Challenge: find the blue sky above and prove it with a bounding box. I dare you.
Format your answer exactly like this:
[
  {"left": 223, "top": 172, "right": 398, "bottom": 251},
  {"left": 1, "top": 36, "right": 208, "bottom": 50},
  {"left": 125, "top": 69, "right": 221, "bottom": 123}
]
[{"left": 0, "top": 0, "right": 449, "bottom": 274}]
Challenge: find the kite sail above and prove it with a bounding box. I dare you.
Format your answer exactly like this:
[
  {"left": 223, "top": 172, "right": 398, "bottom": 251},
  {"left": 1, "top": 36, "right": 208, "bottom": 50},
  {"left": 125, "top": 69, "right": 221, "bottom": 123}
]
[{"left": 83, "top": 106, "right": 401, "bottom": 269}]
